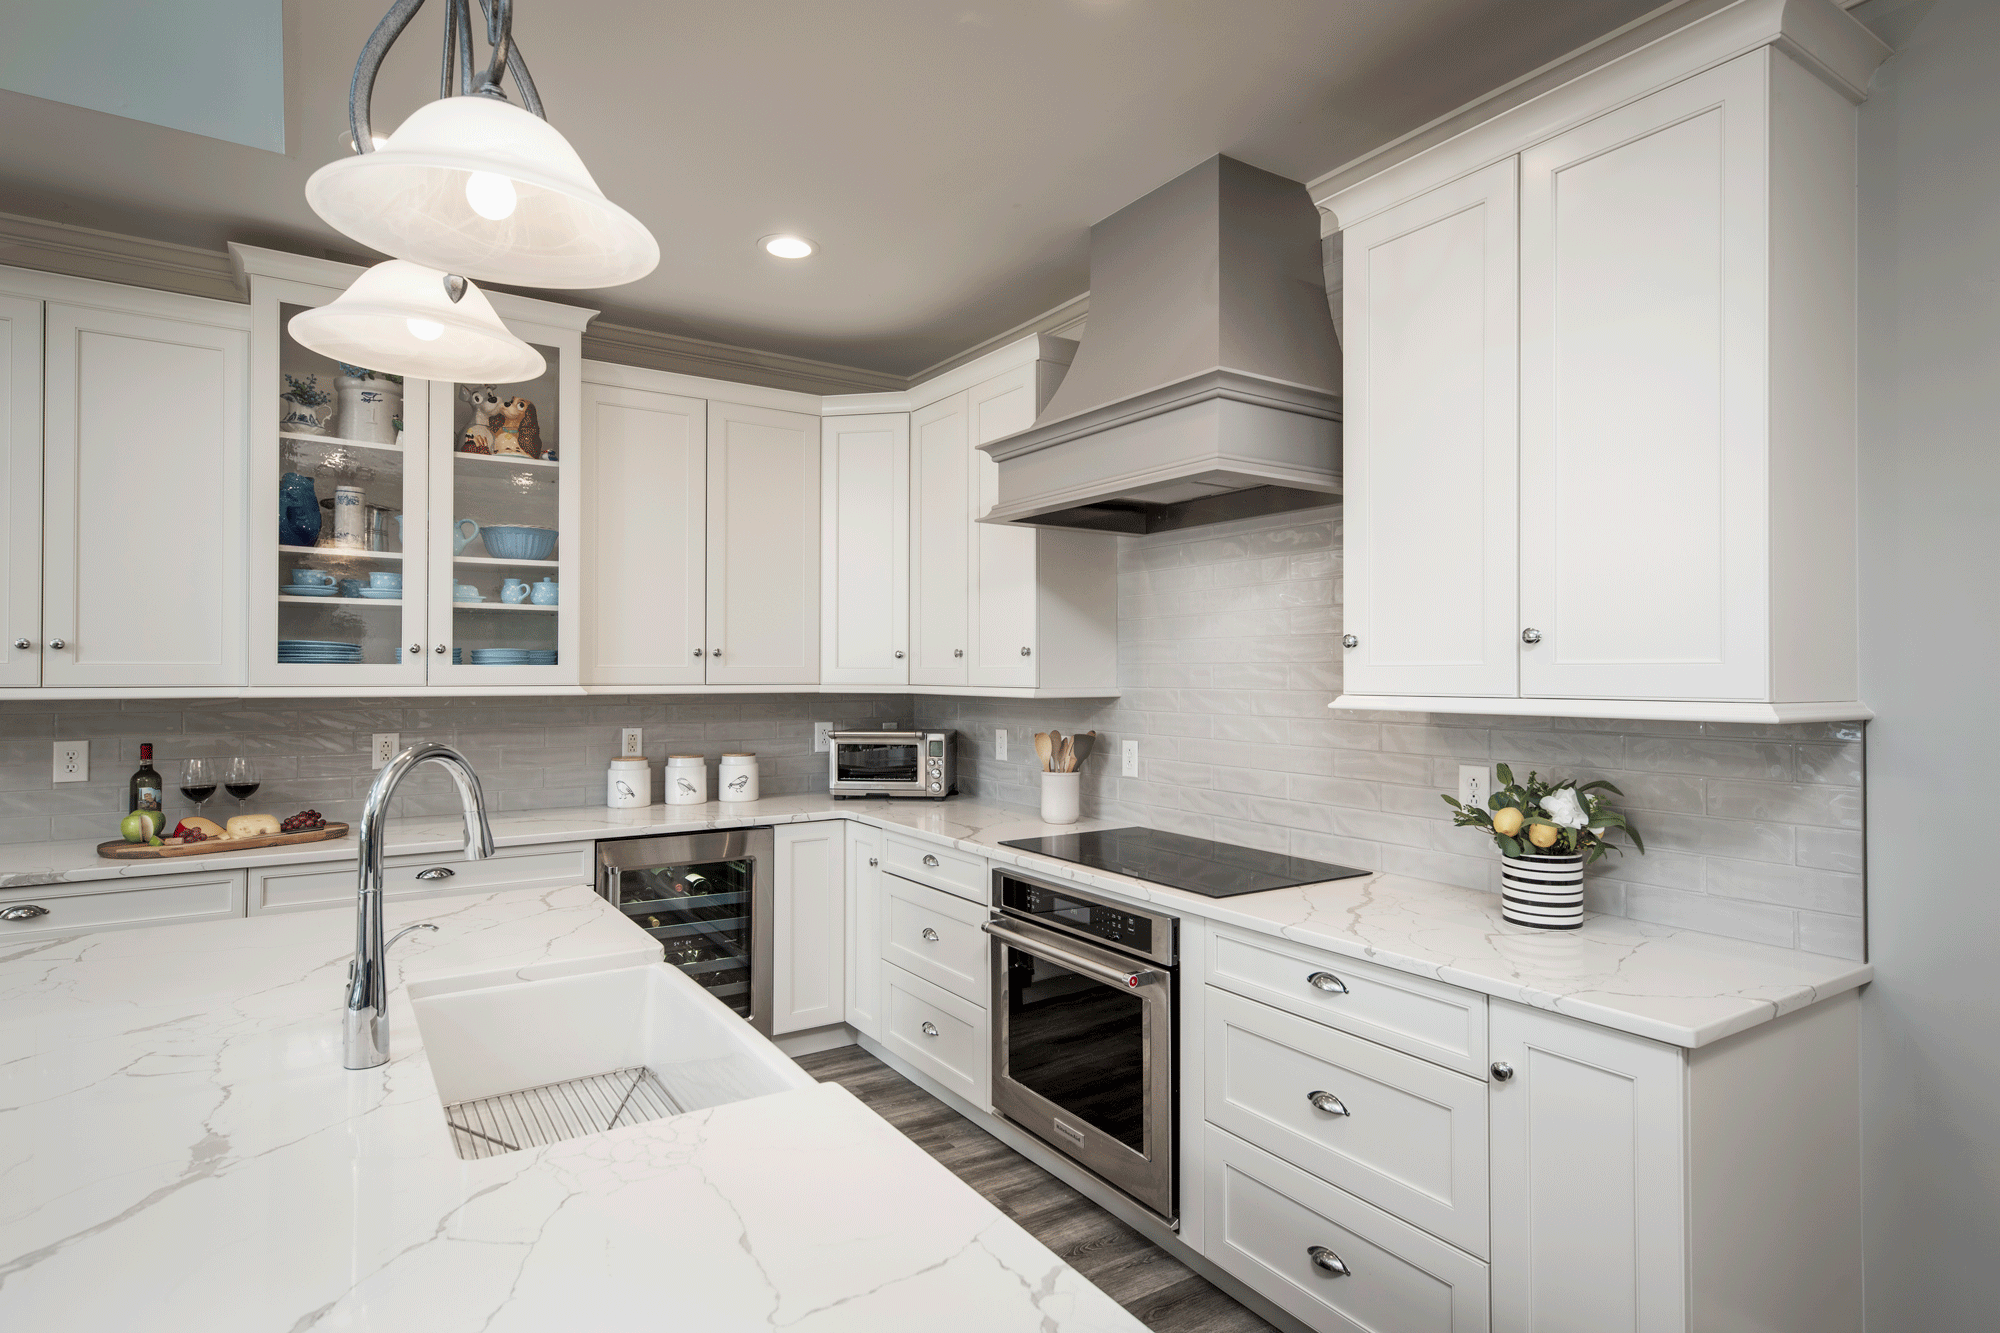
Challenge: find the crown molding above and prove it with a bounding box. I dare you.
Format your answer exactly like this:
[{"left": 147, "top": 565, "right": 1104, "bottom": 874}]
[
  {"left": 579, "top": 320, "right": 903, "bottom": 396},
  {"left": 905, "top": 291, "right": 1089, "bottom": 387},
  {"left": 0, "top": 209, "right": 243, "bottom": 303}
]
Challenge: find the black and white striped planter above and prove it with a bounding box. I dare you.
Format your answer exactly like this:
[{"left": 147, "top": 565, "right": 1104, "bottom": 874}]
[{"left": 1500, "top": 853, "right": 1587, "bottom": 929}]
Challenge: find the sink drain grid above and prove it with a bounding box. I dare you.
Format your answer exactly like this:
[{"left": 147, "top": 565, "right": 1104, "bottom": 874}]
[{"left": 443, "top": 1066, "right": 683, "bottom": 1160}]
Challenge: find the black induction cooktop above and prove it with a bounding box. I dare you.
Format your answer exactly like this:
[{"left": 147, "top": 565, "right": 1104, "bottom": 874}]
[{"left": 999, "top": 827, "right": 1370, "bottom": 898}]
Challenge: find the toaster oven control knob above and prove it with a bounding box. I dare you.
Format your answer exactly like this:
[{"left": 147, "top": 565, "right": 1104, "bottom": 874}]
[
  {"left": 930, "top": 781, "right": 941, "bottom": 791},
  {"left": 1307, "top": 971, "right": 1350, "bottom": 995}
]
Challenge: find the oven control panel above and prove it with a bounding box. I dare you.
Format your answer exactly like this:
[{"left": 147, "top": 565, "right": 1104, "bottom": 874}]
[{"left": 997, "top": 873, "right": 1175, "bottom": 963}]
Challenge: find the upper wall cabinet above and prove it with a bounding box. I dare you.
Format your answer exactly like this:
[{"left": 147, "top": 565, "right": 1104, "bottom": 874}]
[
  {"left": 43, "top": 292, "right": 249, "bottom": 689},
  {"left": 822, "top": 413, "right": 910, "bottom": 686},
  {"left": 910, "top": 395, "right": 971, "bottom": 688},
  {"left": 1325, "top": 13, "right": 1886, "bottom": 724},
  {"left": 707, "top": 402, "right": 821, "bottom": 686},
  {"left": 0, "top": 292, "right": 41, "bottom": 689}
]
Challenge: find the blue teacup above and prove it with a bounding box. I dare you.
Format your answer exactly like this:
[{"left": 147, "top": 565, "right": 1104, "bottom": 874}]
[
  {"left": 369, "top": 571, "right": 402, "bottom": 590},
  {"left": 291, "top": 568, "right": 333, "bottom": 586},
  {"left": 339, "top": 578, "right": 365, "bottom": 598}
]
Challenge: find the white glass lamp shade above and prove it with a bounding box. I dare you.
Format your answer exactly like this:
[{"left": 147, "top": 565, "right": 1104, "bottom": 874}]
[
  {"left": 305, "top": 96, "right": 658, "bottom": 289},
  {"left": 287, "top": 261, "right": 545, "bottom": 384}
]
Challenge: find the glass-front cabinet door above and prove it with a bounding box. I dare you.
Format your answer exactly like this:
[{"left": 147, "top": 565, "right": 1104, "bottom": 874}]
[
  {"left": 247, "top": 268, "right": 430, "bottom": 687},
  {"left": 426, "top": 312, "right": 580, "bottom": 685}
]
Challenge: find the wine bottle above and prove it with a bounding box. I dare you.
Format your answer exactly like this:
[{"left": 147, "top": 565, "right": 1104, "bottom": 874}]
[{"left": 130, "top": 743, "right": 163, "bottom": 817}]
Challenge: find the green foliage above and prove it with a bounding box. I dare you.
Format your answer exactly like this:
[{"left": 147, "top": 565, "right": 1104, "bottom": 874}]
[
  {"left": 1439, "top": 763, "right": 1644, "bottom": 866},
  {"left": 281, "top": 373, "right": 332, "bottom": 407}
]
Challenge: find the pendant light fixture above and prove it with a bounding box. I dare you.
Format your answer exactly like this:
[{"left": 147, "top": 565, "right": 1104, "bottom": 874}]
[
  {"left": 305, "top": 0, "right": 658, "bottom": 290},
  {"left": 288, "top": 261, "right": 545, "bottom": 383}
]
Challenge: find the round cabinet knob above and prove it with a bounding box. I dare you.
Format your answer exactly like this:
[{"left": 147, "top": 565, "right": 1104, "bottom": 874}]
[
  {"left": 408, "top": 643, "right": 422, "bottom": 656},
  {"left": 921, "top": 927, "right": 940, "bottom": 943},
  {"left": 1306, "top": 971, "right": 1349, "bottom": 995},
  {"left": 11, "top": 638, "right": 27, "bottom": 650},
  {"left": 1521, "top": 628, "right": 1543, "bottom": 644},
  {"left": 710, "top": 648, "right": 721, "bottom": 658},
  {"left": 920, "top": 1021, "right": 939, "bottom": 1038},
  {"left": 954, "top": 649, "right": 964, "bottom": 658},
  {"left": 1020, "top": 646, "right": 1032, "bottom": 657},
  {"left": 693, "top": 648, "right": 703, "bottom": 657},
  {"left": 435, "top": 644, "right": 447, "bottom": 654},
  {"left": 1342, "top": 634, "right": 1358, "bottom": 649},
  {"left": 1307, "top": 1246, "right": 1351, "bottom": 1278},
  {"left": 1491, "top": 1061, "right": 1515, "bottom": 1083},
  {"left": 894, "top": 650, "right": 905, "bottom": 659},
  {"left": 922, "top": 854, "right": 940, "bottom": 868},
  {"left": 47, "top": 639, "right": 65, "bottom": 651},
  {"left": 1307, "top": 1090, "right": 1351, "bottom": 1117},
  {"left": 0, "top": 904, "right": 51, "bottom": 921},
  {"left": 868, "top": 857, "right": 879, "bottom": 867}
]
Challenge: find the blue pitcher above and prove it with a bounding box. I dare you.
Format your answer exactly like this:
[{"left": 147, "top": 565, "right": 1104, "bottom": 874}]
[{"left": 278, "top": 473, "right": 321, "bottom": 548}]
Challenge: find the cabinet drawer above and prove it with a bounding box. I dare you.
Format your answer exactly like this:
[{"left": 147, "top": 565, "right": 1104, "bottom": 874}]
[
  {"left": 1208, "top": 927, "right": 1487, "bottom": 1076},
  {"left": 881, "top": 961, "right": 989, "bottom": 1110},
  {"left": 883, "top": 831, "right": 986, "bottom": 903},
  {"left": 250, "top": 842, "right": 594, "bottom": 914},
  {"left": 1205, "top": 1125, "right": 1490, "bottom": 1333},
  {"left": 1207, "top": 988, "right": 1489, "bottom": 1256},
  {"left": 882, "top": 872, "right": 989, "bottom": 1005},
  {"left": 0, "top": 872, "right": 244, "bottom": 939}
]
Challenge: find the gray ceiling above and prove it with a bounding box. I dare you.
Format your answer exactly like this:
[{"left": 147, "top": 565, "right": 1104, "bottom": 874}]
[{"left": 0, "top": 0, "right": 1665, "bottom": 375}]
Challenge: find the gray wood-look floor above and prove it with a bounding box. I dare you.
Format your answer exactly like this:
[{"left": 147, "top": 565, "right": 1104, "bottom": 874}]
[{"left": 795, "top": 1045, "right": 1276, "bottom": 1333}]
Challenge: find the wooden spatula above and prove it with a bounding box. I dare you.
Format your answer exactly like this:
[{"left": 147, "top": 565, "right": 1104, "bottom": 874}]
[
  {"left": 1059, "top": 734, "right": 1075, "bottom": 773},
  {"left": 1034, "top": 731, "right": 1053, "bottom": 773}
]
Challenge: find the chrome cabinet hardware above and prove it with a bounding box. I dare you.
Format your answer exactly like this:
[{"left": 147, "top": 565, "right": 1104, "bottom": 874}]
[
  {"left": 922, "top": 854, "right": 940, "bottom": 867},
  {"left": 921, "top": 927, "right": 940, "bottom": 942},
  {"left": 1491, "top": 1061, "right": 1515, "bottom": 1082},
  {"left": 435, "top": 643, "right": 447, "bottom": 654},
  {"left": 1521, "top": 628, "right": 1543, "bottom": 644},
  {"left": 692, "top": 648, "right": 702, "bottom": 657},
  {"left": 894, "top": 650, "right": 905, "bottom": 659},
  {"left": 0, "top": 904, "right": 51, "bottom": 921},
  {"left": 1307, "top": 1090, "right": 1351, "bottom": 1117},
  {"left": 920, "top": 1021, "right": 939, "bottom": 1038},
  {"left": 953, "top": 648, "right": 963, "bottom": 657},
  {"left": 1307, "top": 1246, "right": 1351, "bottom": 1277},
  {"left": 710, "top": 648, "right": 721, "bottom": 658},
  {"left": 1342, "top": 634, "right": 1359, "bottom": 649},
  {"left": 47, "top": 639, "right": 65, "bottom": 650},
  {"left": 1307, "top": 971, "right": 1349, "bottom": 994},
  {"left": 11, "top": 638, "right": 27, "bottom": 650},
  {"left": 408, "top": 643, "right": 422, "bottom": 656},
  {"left": 414, "top": 867, "right": 455, "bottom": 881},
  {"left": 1020, "top": 646, "right": 1032, "bottom": 656},
  {"left": 981, "top": 919, "right": 1155, "bottom": 990},
  {"left": 867, "top": 857, "right": 879, "bottom": 867}
]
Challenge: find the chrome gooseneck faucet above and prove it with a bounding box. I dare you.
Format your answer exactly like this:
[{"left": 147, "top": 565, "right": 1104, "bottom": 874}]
[{"left": 344, "top": 742, "right": 495, "bottom": 1070}]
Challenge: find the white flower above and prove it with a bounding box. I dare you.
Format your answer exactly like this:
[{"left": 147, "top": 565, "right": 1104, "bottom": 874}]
[{"left": 1540, "top": 787, "right": 1588, "bottom": 829}]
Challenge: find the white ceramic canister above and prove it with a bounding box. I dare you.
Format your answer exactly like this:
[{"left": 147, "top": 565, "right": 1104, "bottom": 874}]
[
  {"left": 337, "top": 374, "right": 402, "bottom": 445},
  {"left": 333, "top": 484, "right": 367, "bottom": 548},
  {"left": 607, "top": 756, "right": 651, "bottom": 809},
  {"left": 718, "top": 752, "right": 760, "bottom": 802},
  {"left": 664, "top": 754, "right": 707, "bottom": 805},
  {"left": 1040, "top": 771, "right": 1081, "bottom": 825}
]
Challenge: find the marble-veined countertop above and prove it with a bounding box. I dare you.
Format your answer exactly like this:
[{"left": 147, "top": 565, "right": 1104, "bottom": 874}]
[
  {"left": 0, "top": 793, "right": 1871, "bottom": 1048},
  {"left": 0, "top": 884, "right": 1144, "bottom": 1332}
]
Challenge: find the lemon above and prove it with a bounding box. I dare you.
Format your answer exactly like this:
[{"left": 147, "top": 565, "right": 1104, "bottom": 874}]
[
  {"left": 1527, "top": 823, "right": 1560, "bottom": 849},
  {"left": 1492, "top": 807, "right": 1524, "bottom": 837}
]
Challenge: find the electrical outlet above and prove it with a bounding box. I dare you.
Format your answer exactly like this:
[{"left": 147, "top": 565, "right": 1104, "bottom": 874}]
[
  {"left": 1122, "top": 739, "right": 1139, "bottom": 777},
  {"left": 372, "top": 734, "right": 400, "bottom": 770},
  {"left": 1458, "top": 764, "right": 1492, "bottom": 808},
  {"left": 53, "top": 741, "right": 88, "bottom": 784},
  {"left": 813, "top": 722, "right": 833, "bottom": 753},
  {"left": 995, "top": 729, "right": 1009, "bottom": 762},
  {"left": 620, "top": 728, "right": 644, "bottom": 758}
]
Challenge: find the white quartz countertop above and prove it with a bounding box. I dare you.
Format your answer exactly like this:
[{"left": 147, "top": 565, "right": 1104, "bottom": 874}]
[
  {"left": 0, "top": 793, "right": 1871, "bottom": 1048},
  {"left": 0, "top": 885, "right": 1144, "bottom": 1332}
]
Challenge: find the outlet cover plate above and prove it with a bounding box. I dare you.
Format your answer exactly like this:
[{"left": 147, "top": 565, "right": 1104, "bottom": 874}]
[
  {"left": 813, "top": 722, "right": 832, "bottom": 753},
  {"left": 620, "top": 728, "right": 644, "bottom": 758},
  {"left": 372, "top": 734, "right": 400, "bottom": 770},
  {"left": 1122, "top": 740, "right": 1138, "bottom": 777},
  {"left": 995, "top": 729, "right": 1009, "bottom": 762},
  {"left": 1458, "top": 765, "right": 1492, "bottom": 808},
  {"left": 53, "top": 741, "right": 88, "bottom": 783}
]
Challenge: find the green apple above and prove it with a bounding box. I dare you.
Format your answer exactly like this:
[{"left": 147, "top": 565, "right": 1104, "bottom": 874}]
[{"left": 120, "top": 810, "right": 164, "bottom": 843}]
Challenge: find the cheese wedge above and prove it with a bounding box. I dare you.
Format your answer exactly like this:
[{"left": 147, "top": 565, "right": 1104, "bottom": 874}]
[{"left": 226, "top": 814, "right": 282, "bottom": 838}]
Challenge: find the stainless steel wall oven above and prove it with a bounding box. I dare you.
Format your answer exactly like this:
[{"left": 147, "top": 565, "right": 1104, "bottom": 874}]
[{"left": 984, "top": 868, "right": 1179, "bottom": 1224}]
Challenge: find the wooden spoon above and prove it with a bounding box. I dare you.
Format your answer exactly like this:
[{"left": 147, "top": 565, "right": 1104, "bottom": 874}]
[
  {"left": 1060, "top": 735, "right": 1075, "bottom": 773},
  {"left": 1071, "top": 732, "right": 1096, "bottom": 770},
  {"left": 1034, "top": 731, "right": 1053, "bottom": 773}
]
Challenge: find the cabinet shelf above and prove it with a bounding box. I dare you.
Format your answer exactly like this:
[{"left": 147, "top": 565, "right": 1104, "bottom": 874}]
[
  {"left": 279, "top": 430, "right": 401, "bottom": 454},
  {"left": 454, "top": 451, "right": 559, "bottom": 470},
  {"left": 454, "top": 600, "right": 556, "bottom": 612},
  {"left": 279, "top": 544, "right": 401, "bottom": 561},
  {"left": 278, "top": 594, "right": 402, "bottom": 607},
  {"left": 454, "top": 555, "right": 558, "bottom": 569}
]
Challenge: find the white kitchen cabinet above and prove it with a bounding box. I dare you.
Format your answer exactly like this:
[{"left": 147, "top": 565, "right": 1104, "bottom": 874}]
[
  {"left": 1326, "top": 13, "right": 1883, "bottom": 723},
  {"left": 909, "top": 394, "right": 971, "bottom": 686},
  {"left": 707, "top": 401, "right": 821, "bottom": 685},
  {"left": 580, "top": 382, "right": 706, "bottom": 687},
  {"left": 42, "top": 296, "right": 249, "bottom": 688},
  {"left": 0, "top": 870, "right": 246, "bottom": 939},
  {"left": 0, "top": 291, "right": 41, "bottom": 689},
  {"left": 844, "top": 820, "right": 885, "bottom": 1040},
  {"left": 1339, "top": 159, "right": 1518, "bottom": 699},
  {"left": 771, "top": 821, "right": 845, "bottom": 1035},
  {"left": 821, "top": 412, "right": 910, "bottom": 685}
]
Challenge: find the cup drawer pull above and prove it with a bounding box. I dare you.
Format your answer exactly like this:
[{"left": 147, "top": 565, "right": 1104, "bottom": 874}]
[
  {"left": 0, "top": 904, "right": 51, "bottom": 921},
  {"left": 1307, "top": 1245, "right": 1351, "bottom": 1277},
  {"left": 414, "top": 867, "right": 455, "bottom": 881},
  {"left": 921, "top": 927, "right": 940, "bottom": 942},
  {"left": 1307, "top": 1090, "right": 1350, "bottom": 1117},
  {"left": 922, "top": 854, "right": 940, "bottom": 868},
  {"left": 920, "top": 1021, "right": 939, "bottom": 1038},
  {"left": 1307, "top": 971, "right": 1349, "bottom": 995}
]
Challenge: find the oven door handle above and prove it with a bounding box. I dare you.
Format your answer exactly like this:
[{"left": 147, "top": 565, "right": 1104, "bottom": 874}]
[{"left": 982, "top": 919, "right": 1156, "bottom": 990}]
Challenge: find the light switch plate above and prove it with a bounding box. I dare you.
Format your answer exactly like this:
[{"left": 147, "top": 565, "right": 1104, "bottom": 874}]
[
  {"left": 53, "top": 741, "right": 87, "bottom": 783},
  {"left": 620, "top": 728, "right": 644, "bottom": 758},
  {"left": 1122, "top": 740, "right": 1138, "bottom": 777},
  {"left": 813, "top": 722, "right": 832, "bottom": 753},
  {"left": 1458, "top": 764, "right": 1491, "bottom": 808},
  {"left": 995, "top": 729, "right": 1009, "bottom": 762},
  {"left": 372, "top": 734, "right": 399, "bottom": 770}
]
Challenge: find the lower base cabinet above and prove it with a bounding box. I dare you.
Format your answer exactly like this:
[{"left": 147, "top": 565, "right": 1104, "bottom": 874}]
[
  {"left": 0, "top": 871, "right": 245, "bottom": 940},
  {"left": 844, "top": 822, "right": 885, "bottom": 1039},
  {"left": 881, "top": 960, "right": 989, "bottom": 1110},
  {"left": 249, "top": 841, "right": 594, "bottom": 914},
  {"left": 771, "top": 822, "right": 846, "bottom": 1035}
]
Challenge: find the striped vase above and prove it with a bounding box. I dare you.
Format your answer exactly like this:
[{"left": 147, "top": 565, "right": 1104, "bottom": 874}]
[{"left": 1500, "top": 853, "right": 1587, "bottom": 929}]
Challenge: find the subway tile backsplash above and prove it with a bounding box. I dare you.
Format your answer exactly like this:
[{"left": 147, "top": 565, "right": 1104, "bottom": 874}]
[
  {"left": 916, "top": 505, "right": 1866, "bottom": 960},
  {"left": 0, "top": 507, "right": 1863, "bottom": 960}
]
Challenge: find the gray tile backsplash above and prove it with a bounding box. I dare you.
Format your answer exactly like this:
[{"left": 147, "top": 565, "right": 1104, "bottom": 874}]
[
  {"left": 0, "top": 505, "right": 1863, "bottom": 960},
  {"left": 916, "top": 505, "right": 1867, "bottom": 960},
  {"left": 0, "top": 694, "right": 905, "bottom": 843}
]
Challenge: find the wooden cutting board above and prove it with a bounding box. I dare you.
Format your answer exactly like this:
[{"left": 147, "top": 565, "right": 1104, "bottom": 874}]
[{"left": 96, "top": 822, "right": 350, "bottom": 860}]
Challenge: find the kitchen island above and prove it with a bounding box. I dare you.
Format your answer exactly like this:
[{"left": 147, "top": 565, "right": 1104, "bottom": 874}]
[{"left": 0, "top": 883, "right": 1145, "bottom": 1332}]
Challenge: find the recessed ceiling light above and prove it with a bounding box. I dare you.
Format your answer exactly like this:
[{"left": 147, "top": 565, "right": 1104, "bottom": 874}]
[{"left": 760, "top": 234, "right": 816, "bottom": 259}]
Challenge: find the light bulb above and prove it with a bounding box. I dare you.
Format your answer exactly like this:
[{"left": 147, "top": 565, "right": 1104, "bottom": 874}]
[
  {"left": 406, "top": 317, "right": 444, "bottom": 341},
  {"left": 465, "top": 171, "right": 519, "bottom": 221},
  {"left": 761, "top": 234, "right": 815, "bottom": 259}
]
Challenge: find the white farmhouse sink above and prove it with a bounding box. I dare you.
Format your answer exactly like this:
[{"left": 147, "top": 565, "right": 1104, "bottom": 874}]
[{"left": 410, "top": 961, "right": 813, "bottom": 1157}]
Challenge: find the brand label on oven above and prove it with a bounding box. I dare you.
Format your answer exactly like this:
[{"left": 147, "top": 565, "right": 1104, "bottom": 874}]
[{"left": 1050, "top": 1117, "right": 1088, "bottom": 1148}]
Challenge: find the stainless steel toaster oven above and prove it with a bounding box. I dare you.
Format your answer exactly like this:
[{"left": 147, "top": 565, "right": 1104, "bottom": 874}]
[{"left": 827, "top": 730, "right": 957, "bottom": 799}]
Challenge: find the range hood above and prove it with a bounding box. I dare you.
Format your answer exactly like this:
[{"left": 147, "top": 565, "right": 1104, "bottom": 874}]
[{"left": 978, "top": 155, "right": 1342, "bottom": 534}]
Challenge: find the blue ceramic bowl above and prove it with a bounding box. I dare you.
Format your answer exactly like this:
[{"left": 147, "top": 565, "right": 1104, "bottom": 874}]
[{"left": 480, "top": 525, "right": 558, "bottom": 561}]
